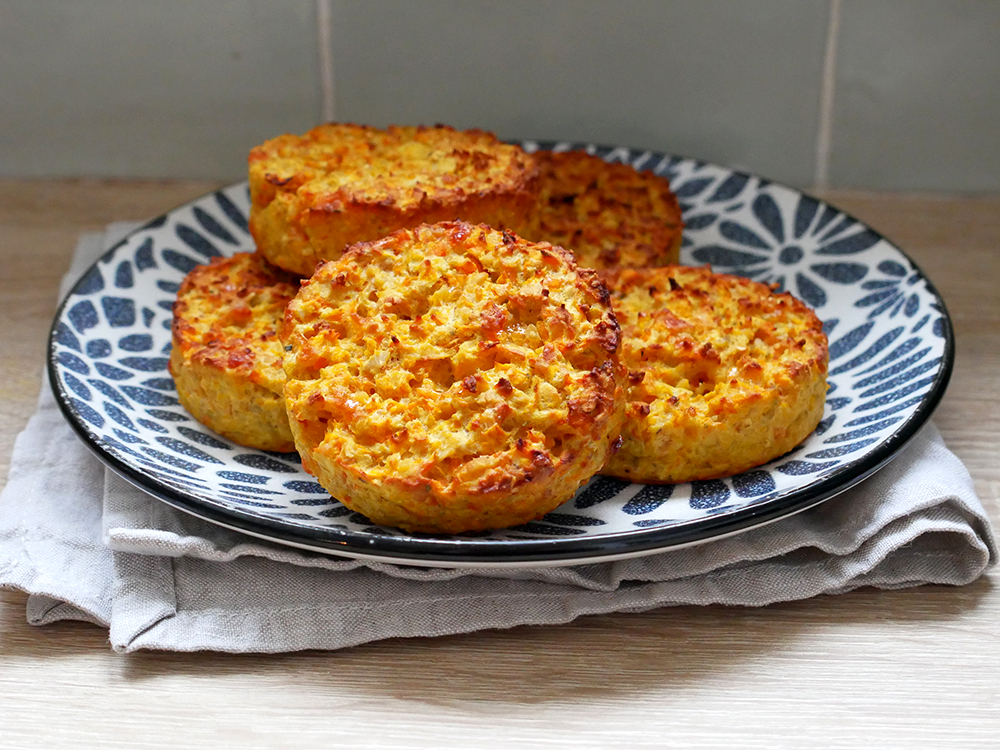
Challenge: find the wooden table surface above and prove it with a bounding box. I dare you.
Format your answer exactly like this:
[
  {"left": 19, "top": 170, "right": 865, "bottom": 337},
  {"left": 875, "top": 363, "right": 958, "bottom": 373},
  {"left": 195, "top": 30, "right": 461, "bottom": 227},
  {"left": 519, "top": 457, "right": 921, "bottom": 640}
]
[{"left": 1, "top": 180, "right": 998, "bottom": 748}]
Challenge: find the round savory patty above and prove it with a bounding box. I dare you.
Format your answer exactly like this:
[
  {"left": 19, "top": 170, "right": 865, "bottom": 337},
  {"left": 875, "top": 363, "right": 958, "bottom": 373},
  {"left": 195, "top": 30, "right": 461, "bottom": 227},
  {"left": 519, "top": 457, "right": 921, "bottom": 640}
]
[
  {"left": 531, "top": 149, "right": 684, "bottom": 271},
  {"left": 600, "top": 265, "right": 829, "bottom": 484},
  {"left": 249, "top": 123, "right": 539, "bottom": 276},
  {"left": 281, "top": 221, "right": 626, "bottom": 534},
  {"left": 169, "top": 252, "right": 300, "bottom": 452}
]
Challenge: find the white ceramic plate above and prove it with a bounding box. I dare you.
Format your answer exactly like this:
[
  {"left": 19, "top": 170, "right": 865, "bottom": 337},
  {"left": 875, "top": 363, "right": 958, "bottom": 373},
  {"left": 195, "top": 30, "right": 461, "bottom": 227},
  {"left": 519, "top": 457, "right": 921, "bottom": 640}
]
[{"left": 47, "top": 142, "right": 953, "bottom": 567}]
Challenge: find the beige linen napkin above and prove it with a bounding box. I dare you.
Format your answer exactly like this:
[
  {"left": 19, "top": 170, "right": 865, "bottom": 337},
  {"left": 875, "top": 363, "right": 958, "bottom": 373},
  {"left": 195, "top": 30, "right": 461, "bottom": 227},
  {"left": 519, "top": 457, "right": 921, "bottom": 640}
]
[{"left": 0, "top": 225, "right": 994, "bottom": 653}]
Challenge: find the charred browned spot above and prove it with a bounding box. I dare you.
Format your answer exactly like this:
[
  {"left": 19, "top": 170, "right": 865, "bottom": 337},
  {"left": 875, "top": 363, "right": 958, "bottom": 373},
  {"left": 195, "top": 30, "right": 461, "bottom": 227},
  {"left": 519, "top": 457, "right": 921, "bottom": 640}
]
[
  {"left": 580, "top": 271, "right": 612, "bottom": 305},
  {"left": 594, "top": 320, "right": 621, "bottom": 353},
  {"left": 668, "top": 277, "right": 682, "bottom": 292},
  {"left": 226, "top": 347, "right": 254, "bottom": 370},
  {"left": 627, "top": 370, "right": 646, "bottom": 385},
  {"left": 452, "top": 223, "right": 471, "bottom": 242},
  {"left": 470, "top": 151, "right": 495, "bottom": 171},
  {"left": 593, "top": 360, "right": 617, "bottom": 380},
  {"left": 698, "top": 342, "right": 721, "bottom": 363},
  {"left": 264, "top": 172, "right": 294, "bottom": 186},
  {"left": 530, "top": 450, "right": 553, "bottom": 469},
  {"left": 478, "top": 475, "right": 514, "bottom": 494},
  {"left": 568, "top": 388, "right": 605, "bottom": 428},
  {"left": 480, "top": 302, "right": 509, "bottom": 337},
  {"left": 170, "top": 314, "right": 185, "bottom": 339},
  {"left": 311, "top": 198, "right": 345, "bottom": 214}
]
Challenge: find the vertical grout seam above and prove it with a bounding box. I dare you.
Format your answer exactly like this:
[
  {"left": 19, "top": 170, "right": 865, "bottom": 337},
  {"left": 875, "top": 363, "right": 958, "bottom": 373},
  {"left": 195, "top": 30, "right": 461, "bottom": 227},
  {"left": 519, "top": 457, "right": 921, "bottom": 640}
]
[
  {"left": 814, "top": 0, "right": 842, "bottom": 191},
  {"left": 317, "top": 0, "right": 335, "bottom": 122}
]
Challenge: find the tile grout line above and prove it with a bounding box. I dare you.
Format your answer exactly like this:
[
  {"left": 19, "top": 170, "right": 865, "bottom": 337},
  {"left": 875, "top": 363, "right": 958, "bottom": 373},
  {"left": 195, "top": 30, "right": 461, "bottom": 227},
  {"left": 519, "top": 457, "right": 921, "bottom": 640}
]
[
  {"left": 814, "top": 0, "right": 842, "bottom": 191},
  {"left": 317, "top": 0, "right": 336, "bottom": 122}
]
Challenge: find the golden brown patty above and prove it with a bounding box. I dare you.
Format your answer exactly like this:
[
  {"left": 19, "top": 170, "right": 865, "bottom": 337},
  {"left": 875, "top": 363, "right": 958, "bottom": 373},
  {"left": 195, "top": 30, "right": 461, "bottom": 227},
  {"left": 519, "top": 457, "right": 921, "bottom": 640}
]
[
  {"left": 600, "top": 265, "right": 828, "bottom": 484},
  {"left": 531, "top": 149, "right": 684, "bottom": 271},
  {"left": 169, "top": 252, "right": 300, "bottom": 452},
  {"left": 249, "top": 123, "right": 539, "bottom": 276},
  {"left": 281, "top": 221, "right": 626, "bottom": 534}
]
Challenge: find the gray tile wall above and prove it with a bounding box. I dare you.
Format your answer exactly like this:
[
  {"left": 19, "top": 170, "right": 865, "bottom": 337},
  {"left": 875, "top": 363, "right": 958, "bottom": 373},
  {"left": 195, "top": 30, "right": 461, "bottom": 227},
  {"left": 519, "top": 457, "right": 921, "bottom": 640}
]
[
  {"left": 328, "top": 0, "right": 829, "bottom": 187},
  {"left": 1, "top": 0, "right": 998, "bottom": 192},
  {"left": 0, "top": 0, "right": 322, "bottom": 179},
  {"left": 831, "top": 0, "right": 1000, "bottom": 192}
]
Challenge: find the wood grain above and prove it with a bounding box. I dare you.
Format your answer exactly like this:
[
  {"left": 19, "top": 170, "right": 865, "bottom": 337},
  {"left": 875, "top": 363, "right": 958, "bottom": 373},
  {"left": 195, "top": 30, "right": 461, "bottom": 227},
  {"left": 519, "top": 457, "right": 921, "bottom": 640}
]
[{"left": 1, "top": 180, "right": 998, "bottom": 749}]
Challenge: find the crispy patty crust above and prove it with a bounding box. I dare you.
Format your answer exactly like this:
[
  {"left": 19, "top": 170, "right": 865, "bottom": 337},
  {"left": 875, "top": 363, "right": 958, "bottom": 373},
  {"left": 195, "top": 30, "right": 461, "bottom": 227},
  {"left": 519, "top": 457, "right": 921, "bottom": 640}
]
[
  {"left": 281, "top": 221, "right": 626, "bottom": 533},
  {"left": 531, "top": 149, "right": 683, "bottom": 270},
  {"left": 601, "top": 265, "right": 828, "bottom": 483},
  {"left": 249, "top": 123, "right": 539, "bottom": 276},
  {"left": 169, "top": 252, "right": 300, "bottom": 451}
]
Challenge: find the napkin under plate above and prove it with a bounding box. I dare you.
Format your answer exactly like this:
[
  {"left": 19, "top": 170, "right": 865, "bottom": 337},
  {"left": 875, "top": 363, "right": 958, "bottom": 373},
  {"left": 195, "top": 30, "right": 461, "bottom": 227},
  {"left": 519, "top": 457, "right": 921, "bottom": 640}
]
[{"left": 0, "top": 225, "right": 993, "bottom": 653}]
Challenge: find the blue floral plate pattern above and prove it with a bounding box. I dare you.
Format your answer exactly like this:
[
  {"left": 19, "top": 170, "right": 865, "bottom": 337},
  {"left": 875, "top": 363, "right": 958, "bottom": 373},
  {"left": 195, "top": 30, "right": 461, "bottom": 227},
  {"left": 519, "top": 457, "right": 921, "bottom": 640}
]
[{"left": 47, "top": 143, "right": 953, "bottom": 568}]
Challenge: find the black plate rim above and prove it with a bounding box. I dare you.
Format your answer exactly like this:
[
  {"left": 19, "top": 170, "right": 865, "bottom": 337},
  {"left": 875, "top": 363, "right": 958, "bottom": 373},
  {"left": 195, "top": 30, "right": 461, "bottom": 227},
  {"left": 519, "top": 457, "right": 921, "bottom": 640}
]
[{"left": 45, "top": 148, "right": 955, "bottom": 566}]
